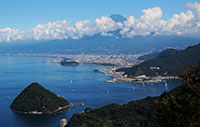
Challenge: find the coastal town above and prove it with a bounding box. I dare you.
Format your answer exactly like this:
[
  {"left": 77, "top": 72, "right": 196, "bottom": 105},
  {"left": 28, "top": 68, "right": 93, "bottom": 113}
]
[
  {"left": 1, "top": 53, "right": 180, "bottom": 83},
  {"left": 1, "top": 53, "right": 142, "bottom": 67},
  {"left": 44, "top": 54, "right": 179, "bottom": 83}
]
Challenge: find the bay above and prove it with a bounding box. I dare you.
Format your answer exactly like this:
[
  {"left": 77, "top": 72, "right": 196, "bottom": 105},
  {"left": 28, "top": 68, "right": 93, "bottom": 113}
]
[{"left": 0, "top": 56, "right": 180, "bottom": 127}]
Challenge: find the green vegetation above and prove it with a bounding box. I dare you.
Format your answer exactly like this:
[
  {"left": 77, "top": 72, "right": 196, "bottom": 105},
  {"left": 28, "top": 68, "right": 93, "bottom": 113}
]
[
  {"left": 117, "top": 43, "right": 200, "bottom": 76},
  {"left": 10, "top": 82, "right": 69, "bottom": 114},
  {"left": 68, "top": 64, "right": 200, "bottom": 127},
  {"left": 157, "top": 64, "right": 200, "bottom": 127},
  {"left": 138, "top": 52, "right": 159, "bottom": 61},
  {"left": 68, "top": 98, "right": 159, "bottom": 127}
]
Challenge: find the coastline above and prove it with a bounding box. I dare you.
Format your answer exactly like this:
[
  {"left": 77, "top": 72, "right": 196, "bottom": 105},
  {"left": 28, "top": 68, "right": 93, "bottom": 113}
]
[
  {"left": 102, "top": 66, "right": 180, "bottom": 83},
  {"left": 106, "top": 76, "right": 180, "bottom": 83},
  {"left": 0, "top": 54, "right": 180, "bottom": 83},
  {"left": 11, "top": 103, "right": 84, "bottom": 115},
  {"left": 11, "top": 105, "right": 71, "bottom": 115}
]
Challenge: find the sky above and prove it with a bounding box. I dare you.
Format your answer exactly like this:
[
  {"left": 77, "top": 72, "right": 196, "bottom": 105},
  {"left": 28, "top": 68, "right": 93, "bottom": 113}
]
[
  {"left": 0, "top": 0, "right": 200, "bottom": 42},
  {"left": 0, "top": 0, "right": 198, "bottom": 29}
]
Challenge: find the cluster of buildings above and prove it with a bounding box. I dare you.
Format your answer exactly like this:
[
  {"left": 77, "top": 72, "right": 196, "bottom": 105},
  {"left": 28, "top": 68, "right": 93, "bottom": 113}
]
[
  {"left": 62, "top": 54, "right": 141, "bottom": 67},
  {"left": 3, "top": 53, "right": 142, "bottom": 67}
]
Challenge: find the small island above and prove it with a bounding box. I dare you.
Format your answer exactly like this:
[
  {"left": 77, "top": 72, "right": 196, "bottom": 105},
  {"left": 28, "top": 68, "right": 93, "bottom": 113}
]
[
  {"left": 59, "top": 59, "right": 79, "bottom": 66},
  {"left": 93, "top": 69, "right": 99, "bottom": 72},
  {"left": 10, "top": 82, "right": 70, "bottom": 115}
]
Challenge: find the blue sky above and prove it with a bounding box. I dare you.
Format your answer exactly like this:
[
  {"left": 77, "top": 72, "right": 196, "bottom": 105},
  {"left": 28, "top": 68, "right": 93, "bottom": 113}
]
[
  {"left": 0, "top": 0, "right": 200, "bottom": 42},
  {"left": 0, "top": 0, "right": 199, "bottom": 29}
]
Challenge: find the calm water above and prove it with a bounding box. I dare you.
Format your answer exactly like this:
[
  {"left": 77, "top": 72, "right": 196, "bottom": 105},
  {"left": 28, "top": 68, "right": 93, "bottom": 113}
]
[{"left": 0, "top": 56, "right": 181, "bottom": 127}]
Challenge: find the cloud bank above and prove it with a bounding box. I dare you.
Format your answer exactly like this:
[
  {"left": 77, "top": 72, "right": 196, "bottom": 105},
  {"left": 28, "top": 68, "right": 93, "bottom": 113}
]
[{"left": 0, "top": 2, "right": 200, "bottom": 42}]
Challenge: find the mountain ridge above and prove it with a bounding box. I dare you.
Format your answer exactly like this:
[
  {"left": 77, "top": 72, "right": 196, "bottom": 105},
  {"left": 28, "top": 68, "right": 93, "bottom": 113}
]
[
  {"left": 117, "top": 43, "right": 200, "bottom": 76},
  {"left": 68, "top": 64, "right": 200, "bottom": 127},
  {"left": 0, "top": 35, "right": 199, "bottom": 55}
]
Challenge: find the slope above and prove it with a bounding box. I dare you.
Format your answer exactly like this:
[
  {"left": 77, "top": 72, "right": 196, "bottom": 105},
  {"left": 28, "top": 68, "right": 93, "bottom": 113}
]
[
  {"left": 68, "top": 64, "right": 200, "bottom": 127},
  {"left": 118, "top": 43, "right": 200, "bottom": 76}
]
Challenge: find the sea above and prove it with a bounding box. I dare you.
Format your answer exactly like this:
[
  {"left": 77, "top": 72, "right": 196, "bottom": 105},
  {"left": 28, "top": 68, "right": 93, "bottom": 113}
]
[{"left": 0, "top": 56, "right": 181, "bottom": 127}]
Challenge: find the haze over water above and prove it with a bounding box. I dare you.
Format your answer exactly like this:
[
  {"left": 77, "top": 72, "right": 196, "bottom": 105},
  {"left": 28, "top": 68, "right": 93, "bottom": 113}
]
[{"left": 0, "top": 56, "right": 180, "bottom": 127}]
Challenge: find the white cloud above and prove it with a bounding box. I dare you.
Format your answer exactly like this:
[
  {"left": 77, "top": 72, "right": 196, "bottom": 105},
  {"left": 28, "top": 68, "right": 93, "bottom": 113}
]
[
  {"left": 185, "top": 2, "right": 200, "bottom": 21},
  {"left": 31, "top": 20, "right": 71, "bottom": 40},
  {"left": 121, "top": 7, "right": 166, "bottom": 37},
  {"left": 0, "top": 28, "right": 25, "bottom": 42},
  {"left": 0, "top": 2, "right": 200, "bottom": 42},
  {"left": 95, "top": 16, "right": 122, "bottom": 33},
  {"left": 74, "top": 20, "right": 95, "bottom": 37},
  {"left": 160, "top": 10, "right": 195, "bottom": 35},
  {"left": 120, "top": 16, "right": 136, "bottom": 35},
  {"left": 121, "top": 5, "right": 200, "bottom": 37}
]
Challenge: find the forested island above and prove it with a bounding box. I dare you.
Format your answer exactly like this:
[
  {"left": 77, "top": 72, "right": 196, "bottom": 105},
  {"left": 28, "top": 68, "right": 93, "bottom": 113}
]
[
  {"left": 68, "top": 64, "right": 200, "bottom": 127},
  {"left": 10, "top": 82, "right": 69, "bottom": 115}
]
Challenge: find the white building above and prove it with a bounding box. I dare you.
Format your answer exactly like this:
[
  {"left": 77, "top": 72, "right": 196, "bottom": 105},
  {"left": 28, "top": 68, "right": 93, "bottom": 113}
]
[{"left": 60, "top": 119, "right": 67, "bottom": 127}]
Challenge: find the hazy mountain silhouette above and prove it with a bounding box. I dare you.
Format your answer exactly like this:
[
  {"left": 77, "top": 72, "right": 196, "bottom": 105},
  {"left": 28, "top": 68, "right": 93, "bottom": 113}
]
[
  {"left": 110, "top": 14, "right": 127, "bottom": 23},
  {"left": 0, "top": 35, "right": 199, "bottom": 55}
]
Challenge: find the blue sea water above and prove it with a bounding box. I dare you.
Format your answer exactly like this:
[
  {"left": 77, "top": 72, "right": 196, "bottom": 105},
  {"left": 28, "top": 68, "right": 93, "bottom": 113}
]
[{"left": 0, "top": 56, "right": 181, "bottom": 127}]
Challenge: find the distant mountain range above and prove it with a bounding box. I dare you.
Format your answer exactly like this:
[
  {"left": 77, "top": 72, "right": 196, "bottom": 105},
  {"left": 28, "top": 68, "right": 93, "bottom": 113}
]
[
  {"left": 0, "top": 35, "right": 199, "bottom": 55},
  {"left": 0, "top": 14, "right": 199, "bottom": 55},
  {"left": 117, "top": 43, "right": 200, "bottom": 76}
]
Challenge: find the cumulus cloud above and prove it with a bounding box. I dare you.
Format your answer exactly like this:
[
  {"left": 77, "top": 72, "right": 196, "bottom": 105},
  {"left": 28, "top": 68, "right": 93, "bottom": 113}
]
[
  {"left": 31, "top": 20, "right": 71, "bottom": 40},
  {"left": 0, "top": 2, "right": 200, "bottom": 42},
  {"left": 0, "top": 28, "right": 25, "bottom": 42},
  {"left": 161, "top": 10, "right": 195, "bottom": 35},
  {"left": 74, "top": 20, "right": 95, "bottom": 37},
  {"left": 121, "top": 3, "right": 200, "bottom": 37},
  {"left": 122, "top": 7, "right": 166, "bottom": 37},
  {"left": 185, "top": 2, "right": 200, "bottom": 21},
  {"left": 95, "top": 16, "right": 123, "bottom": 34}
]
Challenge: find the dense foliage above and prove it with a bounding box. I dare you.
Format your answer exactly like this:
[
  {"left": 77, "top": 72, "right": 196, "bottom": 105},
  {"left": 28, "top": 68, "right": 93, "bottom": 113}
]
[
  {"left": 11, "top": 82, "right": 69, "bottom": 114},
  {"left": 138, "top": 52, "right": 159, "bottom": 61},
  {"left": 68, "top": 97, "right": 159, "bottom": 127},
  {"left": 138, "top": 49, "right": 178, "bottom": 61},
  {"left": 68, "top": 65, "right": 200, "bottom": 127},
  {"left": 117, "top": 43, "right": 200, "bottom": 76},
  {"left": 157, "top": 64, "right": 200, "bottom": 127}
]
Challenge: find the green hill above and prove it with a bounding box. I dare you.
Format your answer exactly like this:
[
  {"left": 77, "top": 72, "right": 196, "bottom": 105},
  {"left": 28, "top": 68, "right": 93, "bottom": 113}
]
[
  {"left": 138, "top": 48, "right": 178, "bottom": 61},
  {"left": 10, "top": 82, "right": 69, "bottom": 114},
  {"left": 138, "top": 52, "right": 159, "bottom": 61},
  {"left": 68, "top": 64, "right": 200, "bottom": 127},
  {"left": 117, "top": 43, "right": 200, "bottom": 77}
]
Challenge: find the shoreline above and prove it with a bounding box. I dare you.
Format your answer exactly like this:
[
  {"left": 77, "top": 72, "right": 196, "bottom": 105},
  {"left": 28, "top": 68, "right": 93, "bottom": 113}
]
[
  {"left": 11, "top": 103, "right": 84, "bottom": 115},
  {"left": 106, "top": 76, "right": 180, "bottom": 83},
  {"left": 102, "top": 66, "right": 180, "bottom": 83},
  {"left": 1, "top": 54, "right": 179, "bottom": 83},
  {"left": 11, "top": 105, "right": 70, "bottom": 115},
  {"left": 0, "top": 53, "right": 141, "bottom": 67}
]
